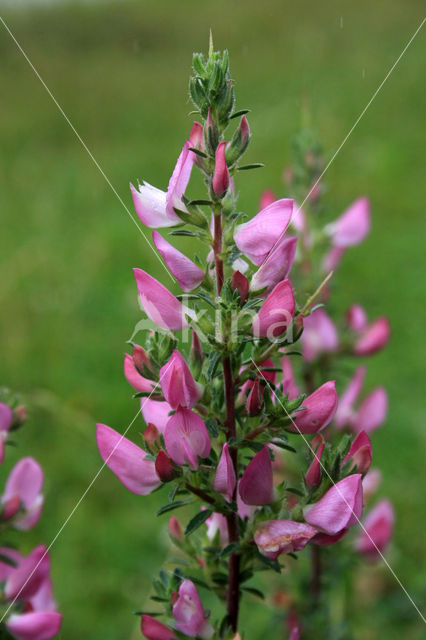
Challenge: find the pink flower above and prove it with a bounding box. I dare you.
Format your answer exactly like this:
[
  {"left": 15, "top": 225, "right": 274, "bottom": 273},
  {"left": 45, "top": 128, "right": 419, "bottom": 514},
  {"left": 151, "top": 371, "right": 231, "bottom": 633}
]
[
  {"left": 259, "top": 189, "right": 276, "bottom": 210},
  {"left": 141, "top": 615, "right": 176, "bottom": 640},
  {"left": 362, "top": 468, "right": 382, "bottom": 502},
  {"left": 130, "top": 141, "right": 194, "bottom": 228},
  {"left": 2, "top": 457, "right": 44, "bottom": 530},
  {"left": 290, "top": 381, "right": 338, "bottom": 434},
  {"left": 172, "top": 580, "right": 213, "bottom": 638},
  {"left": 310, "top": 529, "right": 349, "bottom": 546},
  {"left": 205, "top": 512, "right": 229, "bottom": 545},
  {"left": 153, "top": 231, "right": 204, "bottom": 292},
  {"left": 123, "top": 350, "right": 156, "bottom": 394},
  {"left": 334, "top": 366, "right": 366, "bottom": 429},
  {"left": 289, "top": 626, "right": 300, "bottom": 640},
  {"left": 352, "top": 387, "right": 388, "bottom": 434},
  {"left": 133, "top": 268, "right": 196, "bottom": 331},
  {"left": 189, "top": 121, "right": 204, "bottom": 150},
  {"left": 304, "top": 474, "right": 363, "bottom": 535},
  {"left": 281, "top": 356, "right": 300, "bottom": 401},
  {"left": 213, "top": 443, "right": 236, "bottom": 502},
  {"left": 301, "top": 309, "right": 339, "bottom": 362},
  {"left": 159, "top": 350, "right": 203, "bottom": 409},
  {"left": 164, "top": 407, "right": 211, "bottom": 470},
  {"left": 0, "top": 402, "right": 13, "bottom": 463},
  {"left": 354, "top": 316, "right": 390, "bottom": 356},
  {"left": 346, "top": 304, "right": 368, "bottom": 332},
  {"left": 305, "top": 441, "right": 325, "bottom": 488},
  {"left": 141, "top": 398, "right": 173, "bottom": 434},
  {"left": 6, "top": 612, "right": 62, "bottom": 640},
  {"left": 254, "top": 519, "right": 317, "bottom": 559},
  {"left": 5, "top": 545, "right": 50, "bottom": 602},
  {"left": 234, "top": 199, "right": 293, "bottom": 265},
  {"left": 239, "top": 446, "right": 274, "bottom": 505},
  {"left": 327, "top": 197, "right": 371, "bottom": 247},
  {"left": 343, "top": 430, "right": 372, "bottom": 474},
  {"left": 212, "top": 141, "right": 230, "bottom": 196},
  {"left": 355, "top": 499, "right": 394, "bottom": 559},
  {"left": 252, "top": 280, "right": 295, "bottom": 339},
  {"left": 96, "top": 423, "right": 161, "bottom": 495},
  {"left": 322, "top": 246, "right": 345, "bottom": 272},
  {"left": 250, "top": 236, "right": 297, "bottom": 294}
]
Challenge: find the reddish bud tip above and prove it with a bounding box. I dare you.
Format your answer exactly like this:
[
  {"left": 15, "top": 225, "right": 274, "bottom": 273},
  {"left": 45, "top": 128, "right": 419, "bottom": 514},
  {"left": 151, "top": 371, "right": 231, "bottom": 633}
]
[
  {"left": 231, "top": 270, "right": 249, "bottom": 303},
  {"left": 155, "top": 450, "right": 176, "bottom": 483},
  {"left": 212, "top": 141, "right": 230, "bottom": 197},
  {"left": 168, "top": 515, "right": 183, "bottom": 542},
  {"left": 144, "top": 423, "right": 160, "bottom": 448}
]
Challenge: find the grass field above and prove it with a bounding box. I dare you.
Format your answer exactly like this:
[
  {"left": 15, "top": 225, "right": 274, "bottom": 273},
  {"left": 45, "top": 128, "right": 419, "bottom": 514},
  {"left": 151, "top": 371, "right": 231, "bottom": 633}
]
[{"left": 0, "top": 1, "right": 425, "bottom": 638}]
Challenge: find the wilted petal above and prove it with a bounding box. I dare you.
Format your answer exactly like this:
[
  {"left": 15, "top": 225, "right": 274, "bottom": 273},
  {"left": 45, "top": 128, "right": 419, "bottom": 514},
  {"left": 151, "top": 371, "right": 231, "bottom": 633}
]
[
  {"left": 352, "top": 387, "right": 388, "bottom": 434},
  {"left": 355, "top": 499, "right": 394, "bottom": 559},
  {"left": 290, "top": 381, "right": 338, "bottom": 434},
  {"left": 343, "top": 430, "right": 372, "bottom": 474},
  {"left": 164, "top": 407, "right": 211, "bottom": 470},
  {"left": 134, "top": 268, "right": 196, "bottom": 331},
  {"left": 250, "top": 236, "right": 297, "bottom": 293},
  {"left": 239, "top": 446, "right": 274, "bottom": 505},
  {"left": 141, "top": 398, "right": 173, "bottom": 434},
  {"left": 328, "top": 197, "right": 370, "bottom": 247},
  {"left": 302, "top": 309, "right": 338, "bottom": 362},
  {"left": 234, "top": 199, "right": 293, "bottom": 265},
  {"left": 153, "top": 231, "right": 204, "bottom": 292},
  {"left": 96, "top": 423, "right": 161, "bottom": 495},
  {"left": 159, "top": 350, "right": 202, "bottom": 409},
  {"left": 141, "top": 615, "right": 176, "bottom": 640},
  {"left": 254, "top": 519, "right": 317, "bottom": 559},
  {"left": 213, "top": 443, "right": 236, "bottom": 502},
  {"left": 304, "top": 474, "right": 363, "bottom": 535},
  {"left": 354, "top": 317, "right": 390, "bottom": 356},
  {"left": 252, "top": 280, "right": 295, "bottom": 339},
  {"left": 6, "top": 612, "right": 62, "bottom": 640},
  {"left": 334, "top": 366, "right": 366, "bottom": 429}
]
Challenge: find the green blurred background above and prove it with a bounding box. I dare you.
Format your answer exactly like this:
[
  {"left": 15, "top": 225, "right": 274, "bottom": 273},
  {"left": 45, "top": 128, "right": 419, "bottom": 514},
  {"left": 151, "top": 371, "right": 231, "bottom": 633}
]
[{"left": 0, "top": 1, "right": 425, "bottom": 638}]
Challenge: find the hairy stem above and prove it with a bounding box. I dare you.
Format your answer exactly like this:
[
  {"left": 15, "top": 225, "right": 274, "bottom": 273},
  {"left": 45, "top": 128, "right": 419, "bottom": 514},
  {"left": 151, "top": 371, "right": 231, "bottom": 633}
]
[{"left": 213, "top": 209, "right": 240, "bottom": 632}]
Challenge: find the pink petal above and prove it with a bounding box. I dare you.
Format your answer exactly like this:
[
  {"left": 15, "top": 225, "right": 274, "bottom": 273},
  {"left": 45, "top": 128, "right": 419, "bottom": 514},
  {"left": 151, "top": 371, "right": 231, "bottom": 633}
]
[
  {"left": 322, "top": 246, "right": 345, "bottom": 272},
  {"left": 254, "top": 519, "right": 317, "bottom": 559},
  {"left": 133, "top": 268, "right": 195, "bottom": 331},
  {"left": 259, "top": 189, "right": 276, "bottom": 210},
  {"left": 281, "top": 356, "right": 300, "bottom": 401},
  {"left": 250, "top": 236, "right": 297, "bottom": 293},
  {"left": 310, "top": 529, "right": 349, "bottom": 546},
  {"left": 234, "top": 199, "right": 293, "bottom": 265},
  {"left": 212, "top": 141, "right": 230, "bottom": 196},
  {"left": 140, "top": 398, "right": 173, "bottom": 434},
  {"left": 6, "top": 612, "right": 62, "bottom": 640},
  {"left": 152, "top": 231, "right": 204, "bottom": 292},
  {"left": 166, "top": 141, "right": 194, "bottom": 217},
  {"left": 96, "top": 423, "right": 161, "bottom": 495},
  {"left": 123, "top": 353, "right": 156, "bottom": 393},
  {"left": 130, "top": 182, "right": 180, "bottom": 228},
  {"left": 0, "top": 402, "right": 13, "bottom": 432},
  {"left": 3, "top": 457, "right": 43, "bottom": 511},
  {"left": 346, "top": 304, "right": 368, "bottom": 332},
  {"left": 290, "top": 381, "right": 338, "bottom": 434},
  {"left": 343, "top": 430, "right": 372, "bottom": 474},
  {"left": 334, "top": 366, "right": 366, "bottom": 429},
  {"left": 164, "top": 407, "right": 211, "bottom": 470},
  {"left": 189, "top": 122, "right": 203, "bottom": 150},
  {"left": 213, "top": 443, "right": 236, "bottom": 502},
  {"left": 0, "top": 548, "right": 23, "bottom": 582},
  {"left": 5, "top": 545, "right": 50, "bottom": 602},
  {"left": 302, "top": 309, "right": 339, "bottom": 363},
  {"left": 159, "top": 350, "right": 202, "bottom": 409},
  {"left": 141, "top": 615, "right": 176, "bottom": 640},
  {"left": 205, "top": 512, "right": 229, "bottom": 545},
  {"left": 252, "top": 279, "right": 295, "bottom": 338},
  {"left": 305, "top": 443, "right": 325, "bottom": 488},
  {"left": 355, "top": 499, "right": 394, "bottom": 559},
  {"left": 354, "top": 316, "right": 391, "bottom": 356},
  {"left": 329, "top": 197, "right": 371, "bottom": 247},
  {"left": 352, "top": 387, "right": 388, "bottom": 434},
  {"left": 172, "top": 579, "right": 210, "bottom": 638},
  {"left": 362, "top": 468, "right": 382, "bottom": 502},
  {"left": 239, "top": 446, "right": 274, "bottom": 505},
  {"left": 304, "top": 474, "right": 363, "bottom": 535}
]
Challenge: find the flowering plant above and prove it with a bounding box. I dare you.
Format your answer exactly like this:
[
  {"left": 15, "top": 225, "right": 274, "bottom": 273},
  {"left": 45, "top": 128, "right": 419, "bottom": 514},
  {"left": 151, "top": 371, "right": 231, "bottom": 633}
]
[
  {"left": 97, "top": 41, "right": 393, "bottom": 639},
  {"left": 0, "top": 391, "right": 62, "bottom": 640}
]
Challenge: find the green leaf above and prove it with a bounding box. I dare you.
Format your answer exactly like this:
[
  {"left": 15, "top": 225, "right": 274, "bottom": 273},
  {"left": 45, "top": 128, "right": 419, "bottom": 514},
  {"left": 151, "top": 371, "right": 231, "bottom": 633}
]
[
  {"left": 169, "top": 230, "right": 198, "bottom": 237},
  {"left": 230, "top": 109, "right": 250, "bottom": 119},
  {"left": 184, "top": 509, "right": 213, "bottom": 536},
  {"left": 0, "top": 553, "right": 18, "bottom": 568},
  {"left": 156, "top": 499, "right": 193, "bottom": 516},
  {"left": 188, "top": 147, "right": 208, "bottom": 158},
  {"left": 184, "top": 575, "right": 211, "bottom": 590},
  {"left": 205, "top": 418, "right": 219, "bottom": 438},
  {"left": 237, "top": 163, "right": 264, "bottom": 171},
  {"left": 188, "top": 199, "right": 213, "bottom": 206},
  {"left": 220, "top": 542, "right": 239, "bottom": 558},
  {"left": 242, "top": 586, "right": 265, "bottom": 600},
  {"left": 239, "top": 569, "right": 254, "bottom": 583},
  {"left": 206, "top": 351, "right": 221, "bottom": 381},
  {"left": 286, "top": 487, "right": 304, "bottom": 497}
]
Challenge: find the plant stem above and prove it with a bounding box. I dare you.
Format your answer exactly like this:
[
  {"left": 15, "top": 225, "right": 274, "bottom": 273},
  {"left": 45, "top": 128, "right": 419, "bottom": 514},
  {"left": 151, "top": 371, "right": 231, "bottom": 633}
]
[
  {"left": 213, "top": 209, "right": 240, "bottom": 633},
  {"left": 310, "top": 545, "right": 322, "bottom": 608}
]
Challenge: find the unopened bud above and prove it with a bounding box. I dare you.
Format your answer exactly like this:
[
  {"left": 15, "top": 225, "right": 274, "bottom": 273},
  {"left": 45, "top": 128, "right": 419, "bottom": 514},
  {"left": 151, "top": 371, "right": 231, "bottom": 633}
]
[
  {"left": 1, "top": 495, "right": 21, "bottom": 521},
  {"left": 191, "top": 330, "right": 203, "bottom": 364},
  {"left": 212, "top": 142, "right": 230, "bottom": 197},
  {"left": 168, "top": 515, "right": 183, "bottom": 542},
  {"left": 226, "top": 115, "right": 250, "bottom": 165},
  {"left": 231, "top": 270, "right": 249, "bottom": 303},
  {"left": 155, "top": 450, "right": 177, "bottom": 483},
  {"left": 246, "top": 378, "right": 262, "bottom": 416},
  {"left": 132, "top": 344, "right": 151, "bottom": 373},
  {"left": 204, "top": 107, "right": 219, "bottom": 154},
  {"left": 144, "top": 423, "right": 161, "bottom": 450}
]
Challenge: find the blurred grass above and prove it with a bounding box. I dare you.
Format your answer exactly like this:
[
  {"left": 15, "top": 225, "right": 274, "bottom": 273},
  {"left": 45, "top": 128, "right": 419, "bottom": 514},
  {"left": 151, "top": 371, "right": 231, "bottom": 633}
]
[{"left": 0, "top": 1, "right": 425, "bottom": 638}]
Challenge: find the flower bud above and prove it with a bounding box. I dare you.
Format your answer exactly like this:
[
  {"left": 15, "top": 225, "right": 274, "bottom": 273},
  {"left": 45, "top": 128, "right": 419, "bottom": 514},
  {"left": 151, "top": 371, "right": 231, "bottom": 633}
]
[
  {"left": 252, "top": 279, "right": 295, "bottom": 339},
  {"left": 231, "top": 270, "right": 249, "bottom": 303},
  {"left": 290, "top": 381, "right": 338, "bottom": 434},
  {"left": 159, "top": 349, "right": 203, "bottom": 409},
  {"left": 1, "top": 495, "right": 21, "bottom": 522},
  {"left": 305, "top": 442, "right": 325, "bottom": 488},
  {"left": 155, "top": 450, "right": 176, "bottom": 483},
  {"left": 343, "top": 430, "right": 372, "bottom": 474},
  {"left": 141, "top": 614, "right": 176, "bottom": 640},
  {"left": 246, "top": 378, "right": 263, "bottom": 415},
  {"left": 164, "top": 407, "right": 211, "bottom": 470},
  {"left": 144, "top": 423, "right": 161, "bottom": 450},
  {"left": 212, "top": 141, "right": 230, "bottom": 197},
  {"left": 213, "top": 443, "right": 236, "bottom": 502},
  {"left": 168, "top": 516, "right": 183, "bottom": 543},
  {"left": 225, "top": 115, "right": 250, "bottom": 165},
  {"left": 189, "top": 121, "right": 204, "bottom": 150},
  {"left": 204, "top": 107, "right": 219, "bottom": 154},
  {"left": 239, "top": 446, "right": 274, "bottom": 505}
]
